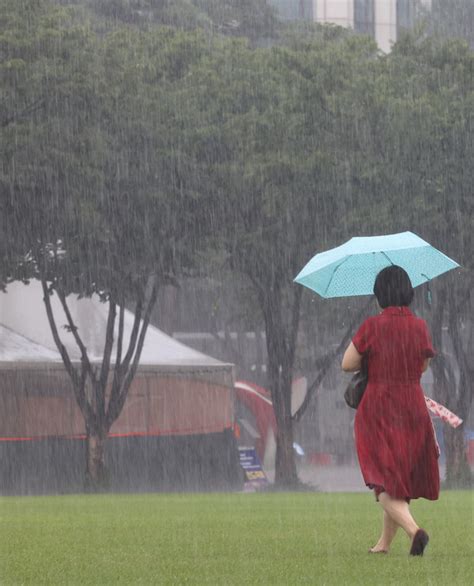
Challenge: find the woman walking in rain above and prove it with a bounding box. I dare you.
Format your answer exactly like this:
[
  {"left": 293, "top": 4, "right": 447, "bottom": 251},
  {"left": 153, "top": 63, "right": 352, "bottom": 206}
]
[{"left": 342, "top": 266, "right": 439, "bottom": 556}]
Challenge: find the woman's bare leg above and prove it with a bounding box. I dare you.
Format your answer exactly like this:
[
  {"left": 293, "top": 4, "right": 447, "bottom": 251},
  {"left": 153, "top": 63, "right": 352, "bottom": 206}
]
[
  {"left": 370, "top": 511, "right": 399, "bottom": 552},
  {"left": 378, "top": 492, "right": 419, "bottom": 540}
]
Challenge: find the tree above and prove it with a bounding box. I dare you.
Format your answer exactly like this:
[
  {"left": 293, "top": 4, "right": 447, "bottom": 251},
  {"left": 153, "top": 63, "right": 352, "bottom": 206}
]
[
  {"left": 184, "top": 28, "right": 377, "bottom": 486},
  {"left": 1, "top": 2, "right": 213, "bottom": 488}
]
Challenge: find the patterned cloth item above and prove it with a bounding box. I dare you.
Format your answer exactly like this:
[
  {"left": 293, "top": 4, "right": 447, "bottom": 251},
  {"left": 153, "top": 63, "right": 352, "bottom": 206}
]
[{"left": 425, "top": 396, "right": 463, "bottom": 428}]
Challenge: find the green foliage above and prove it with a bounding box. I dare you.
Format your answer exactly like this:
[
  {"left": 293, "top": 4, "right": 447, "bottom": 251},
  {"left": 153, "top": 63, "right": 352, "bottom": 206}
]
[
  {"left": 60, "top": 0, "right": 278, "bottom": 40},
  {"left": 0, "top": 0, "right": 95, "bottom": 283},
  {"left": 342, "top": 33, "right": 474, "bottom": 267},
  {"left": 186, "top": 29, "right": 377, "bottom": 302},
  {"left": 1, "top": 1, "right": 213, "bottom": 300}
]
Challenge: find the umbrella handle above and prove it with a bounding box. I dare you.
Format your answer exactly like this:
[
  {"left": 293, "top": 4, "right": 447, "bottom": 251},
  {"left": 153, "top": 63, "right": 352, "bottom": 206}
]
[{"left": 421, "top": 274, "right": 432, "bottom": 306}]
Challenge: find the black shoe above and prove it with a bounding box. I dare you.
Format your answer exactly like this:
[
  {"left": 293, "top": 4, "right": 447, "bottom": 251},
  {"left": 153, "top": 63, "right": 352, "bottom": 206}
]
[{"left": 409, "top": 529, "right": 429, "bottom": 556}]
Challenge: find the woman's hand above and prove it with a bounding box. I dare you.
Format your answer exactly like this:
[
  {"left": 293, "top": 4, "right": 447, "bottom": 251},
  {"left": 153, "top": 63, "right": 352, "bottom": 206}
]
[{"left": 342, "top": 342, "right": 363, "bottom": 372}]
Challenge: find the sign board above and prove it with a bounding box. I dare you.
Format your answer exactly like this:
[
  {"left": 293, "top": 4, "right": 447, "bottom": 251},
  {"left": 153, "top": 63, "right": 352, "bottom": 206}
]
[{"left": 238, "top": 447, "right": 269, "bottom": 491}]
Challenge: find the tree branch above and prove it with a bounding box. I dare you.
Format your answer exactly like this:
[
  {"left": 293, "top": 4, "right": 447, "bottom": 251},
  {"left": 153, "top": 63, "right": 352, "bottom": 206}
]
[
  {"left": 1, "top": 98, "right": 45, "bottom": 128},
  {"left": 108, "top": 291, "right": 143, "bottom": 416},
  {"left": 293, "top": 298, "right": 373, "bottom": 421},
  {"left": 115, "top": 304, "right": 125, "bottom": 366},
  {"left": 118, "top": 290, "right": 144, "bottom": 373},
  {"left": 41, "top": 279, "right": 95, "bottom": 423},
  {"left": 106, "top": 279, "right": 159, "bottom": 428},
  {"left": 55, "top": 286, "right": 96, "bottom": 382},
  {"left": 287, "top": 285, "right": 302, "bottom": 366},
  {"left": 97, "top": 300, "right": 116, "bottom": 418}
]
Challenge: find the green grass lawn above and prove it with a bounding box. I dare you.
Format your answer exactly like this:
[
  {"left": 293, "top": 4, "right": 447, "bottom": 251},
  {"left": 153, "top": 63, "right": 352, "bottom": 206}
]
[{"left": 1, "top": 491, "right": 473, "bottom": 585}]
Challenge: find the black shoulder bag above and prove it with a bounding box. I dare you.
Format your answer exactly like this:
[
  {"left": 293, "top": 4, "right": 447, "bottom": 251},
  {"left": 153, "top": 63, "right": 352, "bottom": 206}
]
[{"left": 344, "top": 355, "right": 368, "bottom": 409}]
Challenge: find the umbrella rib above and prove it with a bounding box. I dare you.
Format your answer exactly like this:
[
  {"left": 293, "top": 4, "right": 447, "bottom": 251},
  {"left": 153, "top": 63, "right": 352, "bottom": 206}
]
[
  {"left": 380, "top": 251, "right": 395, "bottom": 266},
  {"left": 325, "top": 251, "right": 393, "bottom": 297},
  {"left": 323, "top": 256, "right": 353, "bottom": 297}
]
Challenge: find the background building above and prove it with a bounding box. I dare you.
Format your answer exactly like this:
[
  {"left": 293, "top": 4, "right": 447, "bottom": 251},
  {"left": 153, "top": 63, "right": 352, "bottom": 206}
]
[{"left": 271, "top": 0, "right": 432, "bottom": 52}]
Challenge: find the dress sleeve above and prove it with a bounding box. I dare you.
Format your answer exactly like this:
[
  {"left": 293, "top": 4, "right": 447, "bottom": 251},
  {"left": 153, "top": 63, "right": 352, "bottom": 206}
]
[
  {"left": 420, "top": 321, "right": 435, "bottom": 358},
  {"left": 352, "top": 319, "right": 370, "bottom": 355}
]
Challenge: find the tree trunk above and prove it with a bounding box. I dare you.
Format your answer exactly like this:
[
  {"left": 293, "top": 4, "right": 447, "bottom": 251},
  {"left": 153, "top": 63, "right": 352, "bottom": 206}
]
[
  {"left": 85, "top": 431, "right": 109, "bottom": 491},
  {"left": 267, "top": 339, "right": 299, "bottom": 488},
  {"left": 430, "top": 287, "right": 473, "bottom": 488},
  {"left": 443, "top": 425, "right": 472, "bottom": 488},
  {"left": 274, "top": 409, "right": 298, "bottom": 487},
  {"left": 261, "top": 286, "right": 301, "bottom": 488}
]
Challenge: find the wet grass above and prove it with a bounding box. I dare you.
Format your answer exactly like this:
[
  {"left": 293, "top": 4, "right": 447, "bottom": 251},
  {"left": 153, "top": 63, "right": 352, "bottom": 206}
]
[{"left": 1, "top": 491, "right": 472, "bottom": 585}]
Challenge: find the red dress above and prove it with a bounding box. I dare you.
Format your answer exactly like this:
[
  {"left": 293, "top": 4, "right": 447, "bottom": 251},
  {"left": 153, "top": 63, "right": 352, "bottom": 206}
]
[{"left": 353, "top": 306, "right": 440, "bottom": 501}]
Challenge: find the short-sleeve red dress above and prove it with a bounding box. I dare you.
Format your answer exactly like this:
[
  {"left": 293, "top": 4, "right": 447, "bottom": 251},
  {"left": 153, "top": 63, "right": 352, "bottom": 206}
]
[{"left": 352, "top": 306, "right": 440, "bottom": 501}]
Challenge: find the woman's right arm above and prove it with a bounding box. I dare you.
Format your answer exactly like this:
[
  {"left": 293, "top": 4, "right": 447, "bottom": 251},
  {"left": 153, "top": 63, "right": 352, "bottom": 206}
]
[
  {"left": 343, "top": 319, "right": 369, "bottom": 372},
  {"left": 342, "top": 342, "right": 363, "bottom": 372}
]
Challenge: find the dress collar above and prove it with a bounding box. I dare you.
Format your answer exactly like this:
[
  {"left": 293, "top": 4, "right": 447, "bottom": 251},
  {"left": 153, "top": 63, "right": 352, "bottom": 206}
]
[{"left": 381, "top": 306, "right": 413, "bottom": 317}]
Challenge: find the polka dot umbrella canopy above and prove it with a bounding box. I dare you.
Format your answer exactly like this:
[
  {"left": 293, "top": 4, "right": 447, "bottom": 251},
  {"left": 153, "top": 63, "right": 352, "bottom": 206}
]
[{"left": 294, "top": 231, "right": 460, "bottom": 298}]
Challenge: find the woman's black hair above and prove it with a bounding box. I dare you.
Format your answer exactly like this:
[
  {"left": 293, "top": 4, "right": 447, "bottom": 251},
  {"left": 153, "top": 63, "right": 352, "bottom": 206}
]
[{"left": 373, "top": 265, "right": 414, "bottom": 308}]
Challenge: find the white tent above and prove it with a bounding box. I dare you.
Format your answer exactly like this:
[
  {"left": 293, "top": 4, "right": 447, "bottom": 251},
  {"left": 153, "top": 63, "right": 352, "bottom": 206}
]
[
  {"left": 0, "top": 279, "right": 235, "bottom": 437},
  {"left": 0, "top": 280, "right": 232, "bottom": 374}
]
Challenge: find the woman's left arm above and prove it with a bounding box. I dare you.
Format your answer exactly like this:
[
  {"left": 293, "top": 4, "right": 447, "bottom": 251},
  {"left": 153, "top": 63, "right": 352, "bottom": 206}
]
[
  {"left": 422, "top": 358, "right": 431, "bottom": 372},
  {"left": 341, "top": 342, "right": 363, "bottom": 372}
]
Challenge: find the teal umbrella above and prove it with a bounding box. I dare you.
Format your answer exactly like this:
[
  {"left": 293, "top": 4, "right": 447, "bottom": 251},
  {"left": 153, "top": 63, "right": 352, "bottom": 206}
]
[{"left": 294, "top": 231, "right": 460, "bottom": 298}]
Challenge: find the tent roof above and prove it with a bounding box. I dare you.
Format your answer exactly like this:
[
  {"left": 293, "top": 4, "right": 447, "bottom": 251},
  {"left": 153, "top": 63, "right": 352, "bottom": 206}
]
[
  {"left": 0, "top": 281, "right": 231, "bottom": 371},
  {"left": 0, "top": 324, "right": 63, "bottom": 363}
]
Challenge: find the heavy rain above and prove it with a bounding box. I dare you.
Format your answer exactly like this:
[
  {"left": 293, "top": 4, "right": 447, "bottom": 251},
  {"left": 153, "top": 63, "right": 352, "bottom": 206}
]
[{"left": 0, "top": 1, "right": 473, "bottom": 584}]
